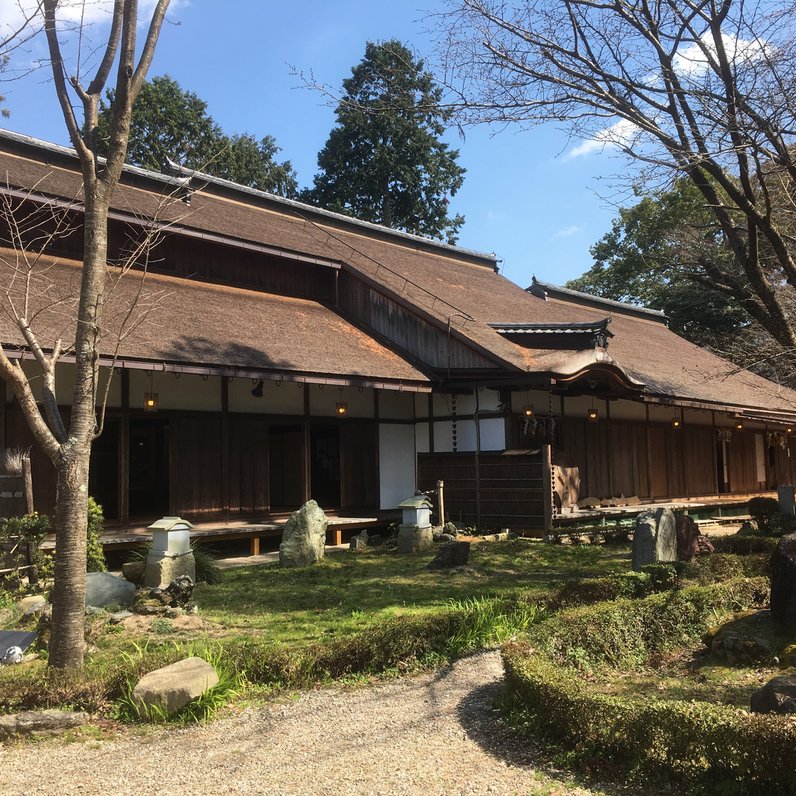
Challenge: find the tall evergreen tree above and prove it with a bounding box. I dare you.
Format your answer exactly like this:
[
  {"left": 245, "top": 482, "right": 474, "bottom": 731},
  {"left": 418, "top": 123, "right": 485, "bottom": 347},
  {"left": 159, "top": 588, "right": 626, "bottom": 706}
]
[
  {"left": 98, "top": 75, "right": 298, "bottom": 197},
  {"left": 308, "top": 40, "right": 465, "bottom": 243}
]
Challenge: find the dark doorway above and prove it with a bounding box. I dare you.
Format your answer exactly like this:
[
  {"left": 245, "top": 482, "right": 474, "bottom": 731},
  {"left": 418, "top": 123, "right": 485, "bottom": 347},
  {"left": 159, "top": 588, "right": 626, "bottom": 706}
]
[
  {"left": 129, "top": 418, "right": 170, "bottom": 518},
  {"left": 89, "top": 416, "right": 119, "bottom": 519},
  {"left": 269, "top": 424, "right": 304, "bottom": 510},
  {"left": 311, "top": 423, "right": 341, "bottom": 509},
  {"left": 716, "top": 439, "right": 729, "bottom": 493}
]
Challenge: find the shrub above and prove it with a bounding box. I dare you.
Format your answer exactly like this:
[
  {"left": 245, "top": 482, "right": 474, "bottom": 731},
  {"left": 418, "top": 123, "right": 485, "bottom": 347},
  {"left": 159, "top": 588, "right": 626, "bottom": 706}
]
[
  {"left": 681, "top": 553, "right": 770, "bottom": 585},
  {"left": 0, "top": 512, "right": 50, "bottom": 582},
  {"left": 639, "top": 562, "right": 679, "bottom": 592},
  {"left": 711, "top": 535, "right": 779, "bottom": 556},
  {"left": 0, "top": 447, "right": 26, "bottom": 475},
  {"left": 86, "top": 497, "right": 107, "bottom": 572},
  {"left": 549, "top": 566, "right": 680, "bottom": 610},
  {"left": 534, "top": 577, "right": 768, "bottom": 671},
  {"left": 502, "top": 578, "right": 786, "bottom": 791},
  {"left": 503, "top": 646, "right": 796, "bottom": 793},
  {"left": 748, "top": 497, "right": 781, "bottom": 534},
  {"left": 191, "top": 544, "right": 222, "bottom": 585}
]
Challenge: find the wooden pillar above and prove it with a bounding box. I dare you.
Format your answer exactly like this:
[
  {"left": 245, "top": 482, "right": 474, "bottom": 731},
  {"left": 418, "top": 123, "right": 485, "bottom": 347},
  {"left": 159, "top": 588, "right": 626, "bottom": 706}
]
[
  {"left": 680, "top": 408, "right": 688, "bottom": 497},
  {"left": 645, "top": 403, "right": 653, "bottom": 500},
  {"left": 427, "top": 393, "right": 435, "bottom": 453},
  {"left": 22, "top": 454, "right": 34, "bottom": 514},
  {"left": 605, "top": 399, "right": 613, "bottom": 498},
  {"left": 221, "top": 377, "right": 230, "bottom": 521},
  {"left": 302, "top": 383, "right": 311, "bottom": 503},
  {"left": 119, "top": 370, "right": 130, "bottom": 525},
  {"left": 710, "top": 409, "right": 720, "bottom": 497}
]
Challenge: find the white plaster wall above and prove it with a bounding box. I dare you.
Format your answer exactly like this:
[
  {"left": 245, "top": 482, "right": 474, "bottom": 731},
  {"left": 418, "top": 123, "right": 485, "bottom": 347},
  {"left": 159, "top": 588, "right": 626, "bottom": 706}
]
[
  {"left": 130, "top": 370, "right": 221, "bottom": 412},
  {"left": 476, "top": 388, "right": 503, "bottom": 412},
  {"left": 379, "top": 390, "right": 415, "bottom": 420},
  {"left": 510, "top": 389, "right": 554, "bottom": 415},
  {"left": 415, "top": 421, "right": 430, "bottom": 453},
  {"left": 17, "top": 360, "right": 121, "bottom": 407},
  {"left": 433, "top": 420, "right": 455, "bottom": 451},
  {"left": 432, "top": 389, "right": 502, "bottom": 417},
  {"left": 228, "top": 377, "right": 304, "bottom": 414},
  {"left": 683, "top": 408, "right": 714, "bottom": 427},
  {"left": 379, "top": 423, "right": 416, "bottom": 509},
  {"left": 755, "top": 433, "right": 766, "bottom": 483},
  {"left": 480, "top": 417, "right": 506, "bottom": 451},
  {"left": 607, "top": 399, "right": 646, "bottom": 422},
  {"left": 309, "top": 384, "right": 374, "bottom": 418},
  {"left": 430, "top": 418, "right": 504, "bottom": 452}
]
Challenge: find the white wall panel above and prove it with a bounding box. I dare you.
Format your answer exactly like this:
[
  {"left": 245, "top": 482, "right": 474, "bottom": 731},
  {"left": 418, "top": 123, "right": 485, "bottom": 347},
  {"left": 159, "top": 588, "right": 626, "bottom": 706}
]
[{"left": 379, "top": 424, "right": 416, "bottom": 509}]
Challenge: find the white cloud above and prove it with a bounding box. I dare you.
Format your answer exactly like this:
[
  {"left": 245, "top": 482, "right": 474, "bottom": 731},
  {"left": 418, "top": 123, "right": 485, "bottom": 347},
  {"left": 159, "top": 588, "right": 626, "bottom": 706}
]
[
  {"left": 551, "top": 225, "right": 582, "bottom": 239},
  {"left": 1, "top": 0, "right": 162, "bottom": 42},
  {"left": 566, "top": 118, "right": 637, "bottom": 159},
  {"left": 673, "top": 32, "right": 769, "bottom": 77},
  {"left": 564, "top": 31, "right": 769, "bottom": 161}
]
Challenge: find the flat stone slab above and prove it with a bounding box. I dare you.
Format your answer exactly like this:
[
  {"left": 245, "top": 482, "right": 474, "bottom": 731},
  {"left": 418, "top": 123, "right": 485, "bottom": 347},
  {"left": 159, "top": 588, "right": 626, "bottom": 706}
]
[
  {"left": 0, "top": 709, "right": 88, "bottom": 740},
  {"left": 132, "top": 656, "right": 219, "bottom": 716}
]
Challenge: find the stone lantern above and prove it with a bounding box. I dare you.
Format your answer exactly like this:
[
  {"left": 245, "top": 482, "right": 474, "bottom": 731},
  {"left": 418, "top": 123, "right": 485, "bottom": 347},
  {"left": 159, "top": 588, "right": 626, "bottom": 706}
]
[
  {"left": 397, "top": 495, "right": 433, "bottom": 554},
  {"left": 144, "top": 516, "right": 196, "bottom": 588}
]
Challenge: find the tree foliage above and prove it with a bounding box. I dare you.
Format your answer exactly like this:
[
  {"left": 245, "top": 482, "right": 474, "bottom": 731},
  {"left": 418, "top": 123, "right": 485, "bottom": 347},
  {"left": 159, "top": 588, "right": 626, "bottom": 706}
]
[
  {"left": 568, "top": 179, "right": 749, "bottom": 350},
  {"left": 98, "top": 75, "right": 298, "bottom": 197},
  {"left": 442, "top": 0, "right": 796, "bottom": 353},
  {"left": 307, "top": 40, "right": 465, "bottom": 243}
]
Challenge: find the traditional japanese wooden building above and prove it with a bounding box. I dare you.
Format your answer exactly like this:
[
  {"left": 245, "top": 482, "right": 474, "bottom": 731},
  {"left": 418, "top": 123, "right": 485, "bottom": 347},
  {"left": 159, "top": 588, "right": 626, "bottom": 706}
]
[{"left": 1, "top": 129, "right": 795, "bottom": 533}]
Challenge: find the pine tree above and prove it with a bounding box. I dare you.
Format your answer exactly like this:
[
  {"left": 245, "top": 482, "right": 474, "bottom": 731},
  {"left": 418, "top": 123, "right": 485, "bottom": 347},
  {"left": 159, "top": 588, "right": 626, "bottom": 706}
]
[
  {"left": 308, "top": 40, "right": 465, "bottom": 243},
  {"left": 98, "top": 76, "right": 297, "bottom": 197}
]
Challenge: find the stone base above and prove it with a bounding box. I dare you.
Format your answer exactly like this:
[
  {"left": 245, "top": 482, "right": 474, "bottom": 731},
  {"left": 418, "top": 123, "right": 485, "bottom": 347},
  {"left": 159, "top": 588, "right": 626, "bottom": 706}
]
[
  {"left": 397, "top": 524, "right": 433, "bottom": 554},
  {"left": 144, "top": 552, "right": 196, "bottom": 589}
]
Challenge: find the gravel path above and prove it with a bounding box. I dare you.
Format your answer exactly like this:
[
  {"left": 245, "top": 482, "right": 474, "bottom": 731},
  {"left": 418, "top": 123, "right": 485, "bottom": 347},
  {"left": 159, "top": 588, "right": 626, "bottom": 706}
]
[{"left": 1, "top": 651, "right": 618, "bottom": 796}]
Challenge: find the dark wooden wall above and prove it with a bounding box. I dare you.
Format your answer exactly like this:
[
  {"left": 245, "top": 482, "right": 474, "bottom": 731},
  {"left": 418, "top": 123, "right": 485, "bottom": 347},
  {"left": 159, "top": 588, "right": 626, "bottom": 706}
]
[
  {"left": 4, "top": 403, "right": 382, "bottom": 524},
  {"left": 338, "top": 272, "right": 499, "bottom": 372},
  {"left": 107, "top": 223, "right": 337, "bottom": 304},
  {"left": 340, "top": 424, "right": 379, "bottom": 510},
  {"left": 558, "top": 417, "right": 792, "bottom": 502},
  {"left": 417, "top": 451, "right": 544, "bottom": 528}
]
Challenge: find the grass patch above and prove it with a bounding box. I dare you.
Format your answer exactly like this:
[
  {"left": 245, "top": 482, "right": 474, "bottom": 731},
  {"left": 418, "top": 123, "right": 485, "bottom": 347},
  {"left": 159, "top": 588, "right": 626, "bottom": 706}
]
[
  {"left": 0, "top": 540, "right": 627, "bottom": 716},
  {"left": 196, "top": 540, "right": 628, "bottom": 644}
]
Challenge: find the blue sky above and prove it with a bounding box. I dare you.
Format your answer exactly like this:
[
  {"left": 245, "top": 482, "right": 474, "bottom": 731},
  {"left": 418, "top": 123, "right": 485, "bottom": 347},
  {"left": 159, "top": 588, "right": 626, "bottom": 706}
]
[{"left": 0, "top": 0, "right": 628, "bottom": 288}]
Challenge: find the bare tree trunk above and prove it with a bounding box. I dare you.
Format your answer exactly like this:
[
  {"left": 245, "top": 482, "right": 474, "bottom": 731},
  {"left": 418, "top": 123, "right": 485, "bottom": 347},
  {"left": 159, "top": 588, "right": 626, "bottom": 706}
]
[
  {"left": 48, "top": 448, "right": 89, "bottom": 667},
  {"left": 47, "top": 189, "right": 109, "bottom": 669}
]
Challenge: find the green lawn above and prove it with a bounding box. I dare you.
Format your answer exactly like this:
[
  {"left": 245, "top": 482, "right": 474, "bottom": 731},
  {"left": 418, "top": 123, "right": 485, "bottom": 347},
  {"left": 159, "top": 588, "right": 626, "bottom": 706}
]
[{"left": 196, "top": 539, "right": 631, "bottom": 644}]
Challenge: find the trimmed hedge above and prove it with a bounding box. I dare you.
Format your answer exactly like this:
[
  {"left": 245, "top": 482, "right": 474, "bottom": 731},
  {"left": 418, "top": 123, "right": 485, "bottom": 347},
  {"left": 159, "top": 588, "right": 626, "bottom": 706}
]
[
  {"left": 501, "top": 578, "right": 794, "bottom": 791},
  {"left": 710, "top": 535, "right": 779, "bottom": 555}
]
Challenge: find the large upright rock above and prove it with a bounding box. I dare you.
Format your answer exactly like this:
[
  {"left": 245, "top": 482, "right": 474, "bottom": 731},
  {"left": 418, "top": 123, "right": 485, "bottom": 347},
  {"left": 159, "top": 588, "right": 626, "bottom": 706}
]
[
  {"left": 632, "top": 508, "right": 677, "bottom": 570},
  {"left": 676, "top": 514, "right": 714, "bottom": 561},
  {"left": 279, "top": 500, "right": 328, "bottom": 567},
  {"left": 771, "top": 533, "right": 796, "bottom": 633}
]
